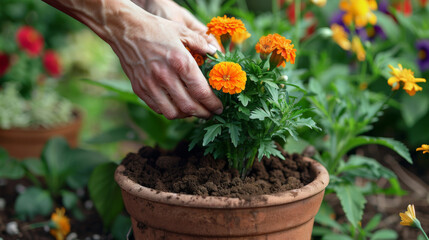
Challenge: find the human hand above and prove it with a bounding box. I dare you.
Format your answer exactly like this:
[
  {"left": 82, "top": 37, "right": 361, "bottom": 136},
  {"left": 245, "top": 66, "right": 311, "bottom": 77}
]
[
  {"left": 108, "top": 7, "right": 223, "bottom": 119},
  {"left": 133, "top": 0, "right": 221, "bottom": 51}
]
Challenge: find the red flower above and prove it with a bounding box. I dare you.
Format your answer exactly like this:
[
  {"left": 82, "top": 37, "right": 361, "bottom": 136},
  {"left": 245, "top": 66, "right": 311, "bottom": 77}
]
[
  {"left": 393, "top": 0, "right": 412, "bottom": 16},
  {"left": 0, "top": 52, "right": 11, "bottom": 77},
  {"left": 16, "top": 26, "right": 44, "bottom": 57},
  {"left": 43, "top": 50, "right": 62, "bottom": 77}
]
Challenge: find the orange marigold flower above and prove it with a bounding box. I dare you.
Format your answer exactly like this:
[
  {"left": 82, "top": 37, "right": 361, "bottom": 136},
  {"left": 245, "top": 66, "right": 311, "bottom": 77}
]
[
  {"left": 50, "top": 208, "right": 70, "bottom": 240},
  {"left": 186, "top": 47, "right": 206, "bottom": 66},
  {"left": 209, "top": 62, "right": 247, "bottom": 94},
  {"left": 206, "top": 16, "right": 248, "bottom": 44},
  {"left": 340, "top": 0, "right": 377, "bottom": 28},
  {"left": 388, "top": 64, "right": 426, "bottom": 96},
  {"left": 255, "top": 35, "right": 275, "bottom": 59},
  {"left": 231, "top": 30, "right": 251, "bottom": 44},
  {"left": 256, "top": 34, "right": 296, "bottom": 68},
  {"left": 417, "top": 144, "right": 429, "bottom": 154}
]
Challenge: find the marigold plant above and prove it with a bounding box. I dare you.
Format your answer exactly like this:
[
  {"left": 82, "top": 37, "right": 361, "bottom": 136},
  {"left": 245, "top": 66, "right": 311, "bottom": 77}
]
[
  {"left": 388, "top": 64, "right": 426, "bottom": 96},
  {"left": 190, "top": 16, "right": 318, "bottom": 175}
]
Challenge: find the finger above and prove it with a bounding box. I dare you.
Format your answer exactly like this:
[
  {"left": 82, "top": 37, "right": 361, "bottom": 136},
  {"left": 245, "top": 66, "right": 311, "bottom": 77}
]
[
  {"left": 167, "top": 50, "right": 223, "bottom": 115},
  {"left": 180, "top": 28, "right": 217, "bottom": 55},
  {"left": 167, "top": 76, "right": 212, "bottom": 119},
  {"left": 130, "top": 79, "right": 162, "bottom": 114}
]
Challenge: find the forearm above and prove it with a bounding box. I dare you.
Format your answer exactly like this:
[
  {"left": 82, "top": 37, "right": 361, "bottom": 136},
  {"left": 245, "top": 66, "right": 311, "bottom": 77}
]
[{"left": 41, "top": 0, "right": 150, "bottom": 45}]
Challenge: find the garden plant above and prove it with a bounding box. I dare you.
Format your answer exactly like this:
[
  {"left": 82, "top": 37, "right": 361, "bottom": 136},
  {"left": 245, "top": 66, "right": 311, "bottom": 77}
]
[{"left": 1, "top": 0, "right": 429, "bottom": 239}]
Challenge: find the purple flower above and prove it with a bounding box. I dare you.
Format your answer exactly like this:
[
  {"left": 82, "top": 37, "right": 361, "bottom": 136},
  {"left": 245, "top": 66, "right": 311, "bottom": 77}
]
[
  {"left": 330, "top": 10, "right": 348, "bottom": 32},
  {"left": 417, "top": 39, "right": 429, "bottom": 72},
  {"left": 357, "top": 25, "right": 386, "bottom": 41},
  {"left": 378, "top": 0, "right": 390, "bottom": 14}
]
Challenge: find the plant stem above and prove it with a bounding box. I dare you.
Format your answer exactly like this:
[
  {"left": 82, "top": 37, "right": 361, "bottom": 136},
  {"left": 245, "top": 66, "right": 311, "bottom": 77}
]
[{"left": 416, "top": 221, "right": 429, "bottom": 240}]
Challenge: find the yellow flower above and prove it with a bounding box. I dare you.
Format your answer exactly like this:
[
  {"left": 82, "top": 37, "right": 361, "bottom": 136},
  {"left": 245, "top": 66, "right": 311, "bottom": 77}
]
[
  {"left": 351, "top": 36, "right": 365, "bottom": 61},
  {"left": 399, "top": 204, "right": 417, "bottom": 226},
  {"left": 388, "top": 64, "right": 426, "bottom": 96},
  {"left": 206, "top": 16, "right": 249, "bottom": 45},
  {"left": 209, "top": 62, "right": 247, "bottom": 94},
  {"left": 331, "top": 24, "right": 351, "bottom": 50},
  {"left": 311, "top": 0, "right": 327, "bottom": 7},
  {"left": 417, "top": 144, "right": 429, "bottom": 154},
  {"left": 50, "top": 208, "right": 70, "bottom": 240},
  {"left": 340, "top": 0, "right": 377, "bottom": 28}
]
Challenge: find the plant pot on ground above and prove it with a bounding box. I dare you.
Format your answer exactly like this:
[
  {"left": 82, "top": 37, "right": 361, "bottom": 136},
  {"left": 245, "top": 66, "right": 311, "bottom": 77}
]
[
  {"left": 0, "top": 25, "right": 81, "bottom": 159},
  {"left": 0, "top": 109, "right": 82, "bottom": 159},
  {"left": 115, "top": 144, "right": 329, "bottom": 240}
]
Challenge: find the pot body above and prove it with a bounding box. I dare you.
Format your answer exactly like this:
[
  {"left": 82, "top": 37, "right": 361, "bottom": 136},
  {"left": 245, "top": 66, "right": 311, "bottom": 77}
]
[
  {"left": 115, "top": 157, "right": 329, "bottom": 240},
  {"left": 0, "top": 111, "right": 82, "bottom": 159}
]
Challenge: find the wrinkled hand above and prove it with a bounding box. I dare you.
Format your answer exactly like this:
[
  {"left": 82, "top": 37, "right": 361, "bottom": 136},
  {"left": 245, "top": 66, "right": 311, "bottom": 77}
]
[
  {"left": 133, "top": 0, "right": 221, "bottom": 51},
  {"left": 109, "top": 9, "right": 223, "bottom": 119}
]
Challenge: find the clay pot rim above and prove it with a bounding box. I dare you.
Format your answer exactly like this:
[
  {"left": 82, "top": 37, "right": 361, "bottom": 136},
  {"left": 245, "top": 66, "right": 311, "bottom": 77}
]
[
  {"left": 115, "top": 157, "right": 329, "bottom": 208},
  {"left": 0, "top": 108, "right": 82, "bottom": 133}
]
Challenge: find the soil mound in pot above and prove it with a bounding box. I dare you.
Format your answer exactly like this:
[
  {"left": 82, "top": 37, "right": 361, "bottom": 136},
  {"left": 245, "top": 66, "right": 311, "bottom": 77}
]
[{"left": 122, "top": 142, "right": 313, "bottom": 199}]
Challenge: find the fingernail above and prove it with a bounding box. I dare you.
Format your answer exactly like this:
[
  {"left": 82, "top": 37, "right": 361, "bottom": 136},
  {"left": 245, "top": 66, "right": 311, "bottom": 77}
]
[
  {"left": 214, "top": 108, "right": 223, "bottom": 115},
  {"left": 208, "top": 44, "right": 217, "bottom": 55}
]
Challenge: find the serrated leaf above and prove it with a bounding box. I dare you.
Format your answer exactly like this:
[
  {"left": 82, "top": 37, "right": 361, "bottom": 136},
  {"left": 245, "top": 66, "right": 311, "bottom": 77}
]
[
  {"left": 334, "top": 184, "right": 366, "bottom": 227},
  {"left": 237, "top": 94, "right": 251, "bottom": 107},
  {"left": 250, "top": 108, "right": 271, "bottom": 120},
  {"left": 226, "top": 123, "right": 240, "bottom": 147},
  {"left": 338, "top": 155, "right": 396, "bottom": 180},
  {"left": 203, "top": 124, "right": 223, "bottom": 146},
  {"left": 338, "top": 136, "right": 412, "bottom": 164},
  {"left": 257, "top": 140, "right": 284, "bottom": 160},
  {"left": 296, "top": 117, "right": 321, "bottom": 130}
]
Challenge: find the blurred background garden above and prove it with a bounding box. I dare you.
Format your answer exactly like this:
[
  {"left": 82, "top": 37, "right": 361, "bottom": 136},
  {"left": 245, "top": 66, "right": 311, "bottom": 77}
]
[{"left": 0, "top": 0, "right": 429, "bottom": 239}]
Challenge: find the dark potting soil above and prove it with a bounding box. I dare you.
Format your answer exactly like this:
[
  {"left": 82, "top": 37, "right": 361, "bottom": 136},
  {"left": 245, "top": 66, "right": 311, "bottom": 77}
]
[{"left": 121, "top": 142, "right": 313, "bottom": 199}]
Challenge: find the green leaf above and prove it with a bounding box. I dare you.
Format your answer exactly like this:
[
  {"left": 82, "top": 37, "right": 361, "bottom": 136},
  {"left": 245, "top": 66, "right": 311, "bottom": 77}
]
[
  {"left": 322, "top": 234, "right": 353, "bottom": 240},
  {"left": 374, "top": 12, "right": 399, "bottom": 42},
  {"left": 41, "top": 137, "right": 71, "bottom": 195},
  {"left": 21, "top": 158, "right": 45, "bottom": 176},
  {"left": 226, "top": 123, "right": 240, "bottom": 147},
  {"left": 370, "top": 229, "right": 398, "bottom": 240},
  {"left": 338, "top": 155, "right": 396, "bottom": 180},
  {"left": 66, "top": 149, "right": 110, "bottom": 189},
  {"left": 333, "top": 184, "right": 367, "bottom": 227},
  {"left": 81, "top": 79, "right": 143, "bottom": 105},
  {"left": 203, "top": 124, "right": 223, "bottom": 146},
  {"left": 86, "top": 125, "right": 140, "bottom": 144},
  {"left": 15, "top": 187, "right": 53, "bottom": 220},
  {"left": 88, "top": 162, "right": 124, "bottom": 228},
  {"left": 400, "top": 93, "right": 429, "bottom": 127},
  {"left": 111, "top": 214, "right": 132, "bottom": 240},
  {"left": 250, "top": 108, "right": 271, "bottom": 120},
  {"left": 296, "top": 117, "right": 321, "bottom": 130},
  {"left": 237, "top": 93, "right": 251, "bottom": 107},
  {"left": 61, "top": 190, "right": 79, "bottom": 210},
  {"left": 0, "top": 152, "right": 25, "bottom": 179},
  {"left": 315, "top": 201, "right": 344, "bottom": 232},
  {"left": 338, "top": 136, "right": 412, "bottom": 164},
  {"left": 364, "top": 214, "right": 382, "bottom": 232}
]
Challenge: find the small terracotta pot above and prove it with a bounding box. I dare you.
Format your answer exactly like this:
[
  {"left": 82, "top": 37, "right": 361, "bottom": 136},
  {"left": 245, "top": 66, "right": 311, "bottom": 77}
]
[
  {"left": 115, "top": 157, "right": 329, "bottom": 240},
  {"left": 0, "top": 110, "right": 82, "bottom": 159}
]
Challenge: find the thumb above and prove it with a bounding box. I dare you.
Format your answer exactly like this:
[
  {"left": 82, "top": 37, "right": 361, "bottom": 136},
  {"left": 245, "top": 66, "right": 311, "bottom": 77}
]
[{"left": 180, "top": 29, "right": 217, "bottom": 56}]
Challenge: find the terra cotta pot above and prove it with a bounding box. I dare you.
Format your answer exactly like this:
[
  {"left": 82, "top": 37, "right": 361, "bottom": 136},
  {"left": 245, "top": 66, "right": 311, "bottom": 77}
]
[
  {"left": 0, "top": 110, "right": 82, "bottom": 159},
  {"left": 115, "top": 157, "right": 329, "bottom": 240}
]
